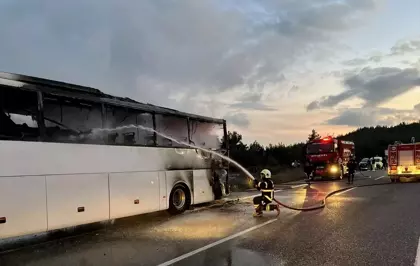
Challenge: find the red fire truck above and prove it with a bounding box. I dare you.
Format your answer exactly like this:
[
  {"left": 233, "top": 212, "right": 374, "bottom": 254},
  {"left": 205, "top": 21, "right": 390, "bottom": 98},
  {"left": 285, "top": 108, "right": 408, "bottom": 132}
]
[
  {"left": 387, "top": 142, "right": 420, "bottom": 182},
  {"left": 305, "top": 136, "right": 355, "bottom": 180}
]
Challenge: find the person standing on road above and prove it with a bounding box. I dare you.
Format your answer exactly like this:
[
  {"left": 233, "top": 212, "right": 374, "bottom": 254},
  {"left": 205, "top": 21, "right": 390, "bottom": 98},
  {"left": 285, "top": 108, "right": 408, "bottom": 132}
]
[
  {"left": 302, "top": 143, "right": 313, "bottom": 186},
  {"left": 367, "top": 158, "right": 372, "bottom": 171},
  {"left": 382, "top": 157, "right": 387, "bottom": 170},
  {"left": 303, "top": 161, "right": 313, "bottom": 187},
  {"left": 347, "top": 155, "right": 357, "bottom": 184},
  {"left": 252, "top": 169, "right": 279, "bottom": 217},
  {"left": 370, "top": 157, "right": 376, "bottom": 171}
]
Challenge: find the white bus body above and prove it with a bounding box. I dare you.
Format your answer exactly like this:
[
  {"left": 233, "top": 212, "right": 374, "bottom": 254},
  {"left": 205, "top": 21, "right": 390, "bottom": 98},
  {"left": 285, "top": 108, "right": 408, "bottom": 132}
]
[{"left": 0, "top": 72, "right": 228, "bottom": 240}]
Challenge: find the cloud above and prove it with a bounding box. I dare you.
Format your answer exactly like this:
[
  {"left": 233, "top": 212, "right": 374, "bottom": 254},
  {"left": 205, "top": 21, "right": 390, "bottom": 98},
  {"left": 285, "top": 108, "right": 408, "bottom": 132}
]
[
  {"left": 229, "top": 91, "right": 276, "bottom": 110},
  {"left": 342, "top": 54, "right": 383, "bottom": 66},
  {"left": 308, "top": 67, "right": 420, "bottom": 110},
  {"left": 342, "top": 58, "right": 370, "bottom": 66},
  {"left": 411, "top": 58, "right": 420, "bottom": 68},
  {"left": 341, "top": 37, "right": 420, "bottom": 67},
  {"left": 327, "top": 108, "right": 382, "bottom": 126},
  {"left": 327, "top": 107, "right": 419, "bottom": 127},
  {"left": 328, "top": 68, "right": 362, "bottom": 79},
  {"left": 230, "top": 102, "right": 276, "bottom": 111},
  {"left": 224, "top": 112, "right": 250, "bottom": 127},
  {"left": 237, "top": 92, "right": 263, "bottom": 103},
  {"left": 390, "top": 39, "right": 420, "bottom": 55},
  {"left": 0, "top": 0, "right": 380, "bottom": 115}
]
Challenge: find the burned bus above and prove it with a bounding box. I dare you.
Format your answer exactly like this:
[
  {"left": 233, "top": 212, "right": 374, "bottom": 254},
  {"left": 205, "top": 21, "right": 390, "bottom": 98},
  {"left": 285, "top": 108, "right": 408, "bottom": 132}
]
[{"left": 0, "top": 72, "right": 228, "bottom": 239}]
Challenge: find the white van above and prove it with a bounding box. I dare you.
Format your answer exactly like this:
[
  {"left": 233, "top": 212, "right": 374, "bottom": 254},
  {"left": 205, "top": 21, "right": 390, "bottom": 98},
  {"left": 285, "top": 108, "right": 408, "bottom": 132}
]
[{"left": 372, "top": 156, "right": 383, "bottom": 170}]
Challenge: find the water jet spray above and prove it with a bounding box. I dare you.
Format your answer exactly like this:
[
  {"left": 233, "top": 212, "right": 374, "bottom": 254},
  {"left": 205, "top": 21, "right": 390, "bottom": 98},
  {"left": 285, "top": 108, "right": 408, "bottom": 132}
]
[{"left": 86, "top": 124, "right": 256, "bottom": 182}]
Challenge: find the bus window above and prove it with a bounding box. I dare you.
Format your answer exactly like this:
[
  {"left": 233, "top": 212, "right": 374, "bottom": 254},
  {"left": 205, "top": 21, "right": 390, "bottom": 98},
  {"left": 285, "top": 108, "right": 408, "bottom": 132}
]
[
  {"left": 155, "top": 114, "right": 188, "bottom": 147},
  {"left": 104, "top": 106, "right": 154, "bottom": 146},
  {"left": 42, "top": 94, "right": 103, "bottom": 144},
  {"left": 0, "top": 87, "right": 40, "bottom": 141},
  {"left": 137, "top": 113, "right": 155, "bottom": 145},
  {"left": 189, "top": 120, "right": 223, "bottom": 149}
]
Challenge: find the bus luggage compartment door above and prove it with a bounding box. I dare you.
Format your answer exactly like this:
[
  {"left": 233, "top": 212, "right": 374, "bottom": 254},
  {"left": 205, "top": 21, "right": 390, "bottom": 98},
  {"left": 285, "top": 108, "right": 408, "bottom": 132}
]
[
  {"left": 109, "top": 172, "right": 160, "bottom": 219},
  {"left": 193, "top": 170, "right": 214, "bottom": 204},
  {"left": 0, "top": 176, "right": 47, "bottom": 239},
  {"left": 46, "top": 173, "right": 109, "bottom": 231}
]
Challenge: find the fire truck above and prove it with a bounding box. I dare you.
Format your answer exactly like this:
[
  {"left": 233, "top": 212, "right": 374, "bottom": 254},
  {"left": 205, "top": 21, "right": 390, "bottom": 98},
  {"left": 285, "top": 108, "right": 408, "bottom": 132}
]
[
  {"left": 387, "top": 141, "right": 420, "bottom": 182},
  {"left": 305, "top": 136, "right": 355, "bottom": 180}
]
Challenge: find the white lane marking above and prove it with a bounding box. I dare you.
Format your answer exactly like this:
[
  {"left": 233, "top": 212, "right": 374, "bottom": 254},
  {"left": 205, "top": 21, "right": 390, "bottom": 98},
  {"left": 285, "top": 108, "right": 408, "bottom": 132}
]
[
  {"left": 375, "top": 175, "right": 385, "bottom": 180},
  {"left": 334, "top": 187, "right": 357, "bottom": 196},
  {"left": 291, "top": 184, "right": 307, "bottom": 189},
  {"left": 415, "top": 236, "right": 420, "bottom": 266},
  {"left": 157, "top": 218, "right": 278, "bottom": 266}
]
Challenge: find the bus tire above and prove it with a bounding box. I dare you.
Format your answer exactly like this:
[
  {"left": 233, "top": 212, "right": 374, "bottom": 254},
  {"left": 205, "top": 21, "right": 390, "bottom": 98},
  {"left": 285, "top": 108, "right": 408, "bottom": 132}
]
[{"left": 168, "top": 184, "right": 191, "bottom": 215}]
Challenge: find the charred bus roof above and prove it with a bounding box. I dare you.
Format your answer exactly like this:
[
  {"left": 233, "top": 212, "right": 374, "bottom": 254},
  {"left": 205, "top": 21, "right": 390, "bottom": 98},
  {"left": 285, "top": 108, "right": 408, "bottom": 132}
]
[{"left": 0, "top": 71, "right": 225, "bottom": 125}]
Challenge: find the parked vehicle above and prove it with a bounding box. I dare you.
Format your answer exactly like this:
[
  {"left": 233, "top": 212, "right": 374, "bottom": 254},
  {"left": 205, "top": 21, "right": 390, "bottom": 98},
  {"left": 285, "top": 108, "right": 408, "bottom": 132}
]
[
  {"left": 388, "top": 141, "right": 420, "bottom": 182},
  {"left": 372, "top": 156, "right": 383, "bottom": 170},
  {"left": 359, "top": 158, "right": 371, "bottom": 171},
  {"left": 304, "top": 136, "right": 355, "bottom": 180},
  {"left": 291, "top": 160, "right": 301, "bottom": 168}
]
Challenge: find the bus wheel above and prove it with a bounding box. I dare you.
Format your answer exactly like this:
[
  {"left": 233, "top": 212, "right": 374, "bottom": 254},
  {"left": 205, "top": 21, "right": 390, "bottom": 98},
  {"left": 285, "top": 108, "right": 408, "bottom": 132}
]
[{"left": 168, "top": 184, "right": 191, "bottom": 215}]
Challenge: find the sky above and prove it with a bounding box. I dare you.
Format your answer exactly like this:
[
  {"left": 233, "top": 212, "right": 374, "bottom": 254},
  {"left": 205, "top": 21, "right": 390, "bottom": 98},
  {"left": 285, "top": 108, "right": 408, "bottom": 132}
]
[{"left": 0, "top": 0, "right": 419, "bottom": 146}]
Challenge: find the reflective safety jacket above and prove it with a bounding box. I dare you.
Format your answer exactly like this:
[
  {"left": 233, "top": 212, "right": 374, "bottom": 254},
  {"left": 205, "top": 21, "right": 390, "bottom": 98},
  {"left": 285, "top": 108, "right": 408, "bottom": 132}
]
[{"left": 256, "top": 178, "right": 274, "bottom": 203}]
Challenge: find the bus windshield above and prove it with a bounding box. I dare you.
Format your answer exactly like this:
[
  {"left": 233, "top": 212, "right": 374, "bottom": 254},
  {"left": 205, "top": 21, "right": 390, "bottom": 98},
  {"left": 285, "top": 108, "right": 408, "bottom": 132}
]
[{"left": 306, "top": 143, "right": 334, "bottom": 154}]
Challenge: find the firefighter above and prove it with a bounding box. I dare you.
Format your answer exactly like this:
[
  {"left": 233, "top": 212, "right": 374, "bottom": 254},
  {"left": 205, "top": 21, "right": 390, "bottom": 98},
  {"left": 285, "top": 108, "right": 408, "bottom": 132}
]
[
  {"left": 347, "top": 155, "right": 357, "bottom": 184},
  {"left": 382, "top": 157, "right": 387, "bottom": 170},
  {"left": 302, "top": 143, "right": 313, "bottom": 185},
  {"left": 252, "top": 169, "right": 279, "bottom": 217},
  {"left": 303, "top": 158, "right": 314, "bottom": 184},
  {"left": 370, "top": 157, "right": 376, "bottom": 171},
  {"left": 211, "top": 158, "right": 225, "bottom": 200}
]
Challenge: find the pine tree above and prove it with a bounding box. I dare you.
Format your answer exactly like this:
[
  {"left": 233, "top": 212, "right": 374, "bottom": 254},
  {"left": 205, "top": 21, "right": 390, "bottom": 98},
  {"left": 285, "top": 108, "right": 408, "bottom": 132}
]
[{"left": 308, "top": 129, "right": 321, "bottom": 142}]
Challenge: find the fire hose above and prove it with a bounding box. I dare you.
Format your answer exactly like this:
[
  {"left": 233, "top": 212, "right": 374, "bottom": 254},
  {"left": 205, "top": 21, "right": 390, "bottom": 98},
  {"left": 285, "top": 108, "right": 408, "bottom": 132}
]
[
  {"left": 245, "top": 171, "right": 395, "bottom": 212},
  {"left": 271, "top": 181, "right": 392, "bottom": 212}
]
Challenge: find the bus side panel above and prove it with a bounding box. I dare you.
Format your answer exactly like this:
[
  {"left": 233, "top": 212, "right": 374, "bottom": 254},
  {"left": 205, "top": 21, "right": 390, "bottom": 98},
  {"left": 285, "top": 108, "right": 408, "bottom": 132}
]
[
  {"left": 0, "top": 176, "right": 47, "bottom": 239},
  {"left": 193, "top": 170, "right": 214, "bottom": 204},
  {"left": 109, "top": 172, "right": 160, "bottom": 219},
  {"left": 158, "top": 172, "right": 168, "bottom": 210},
  {"left": 0, "top": 141, "right": 165, "bottom": 177},
  {"left": 46, "top": 173, "right": 109, "bottom": 231},
  {"left": 165, "top": 170, "right": 194, "bottom": 204}
]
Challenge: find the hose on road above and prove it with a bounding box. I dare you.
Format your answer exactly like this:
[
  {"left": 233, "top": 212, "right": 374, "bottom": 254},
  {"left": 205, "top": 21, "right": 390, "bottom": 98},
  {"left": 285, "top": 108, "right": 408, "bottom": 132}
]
[
  {"left": 244, "top": 168, "right": 391, "bottom": 212},
  {"left": 272, "top": 179, "right": 395, "bottom": 212}
]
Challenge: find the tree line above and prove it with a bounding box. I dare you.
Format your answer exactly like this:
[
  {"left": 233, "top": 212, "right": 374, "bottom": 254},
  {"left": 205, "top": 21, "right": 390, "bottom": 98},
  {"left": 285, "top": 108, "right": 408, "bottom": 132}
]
[{"left": 222, "top": 121, "right": 420, "bottom": 172}]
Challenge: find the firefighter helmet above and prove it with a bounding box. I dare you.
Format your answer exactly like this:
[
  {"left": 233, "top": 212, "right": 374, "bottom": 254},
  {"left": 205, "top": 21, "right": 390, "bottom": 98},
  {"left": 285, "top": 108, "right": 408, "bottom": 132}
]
[{"left": 260, "top": 169, "right": 271, "bottom": 179}]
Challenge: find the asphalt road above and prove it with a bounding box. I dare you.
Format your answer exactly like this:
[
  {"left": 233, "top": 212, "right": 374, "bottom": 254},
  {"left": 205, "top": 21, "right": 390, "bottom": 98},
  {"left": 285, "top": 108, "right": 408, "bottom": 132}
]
[{"left": 2, "top": 170, "right": 420, "bottom": 266}]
